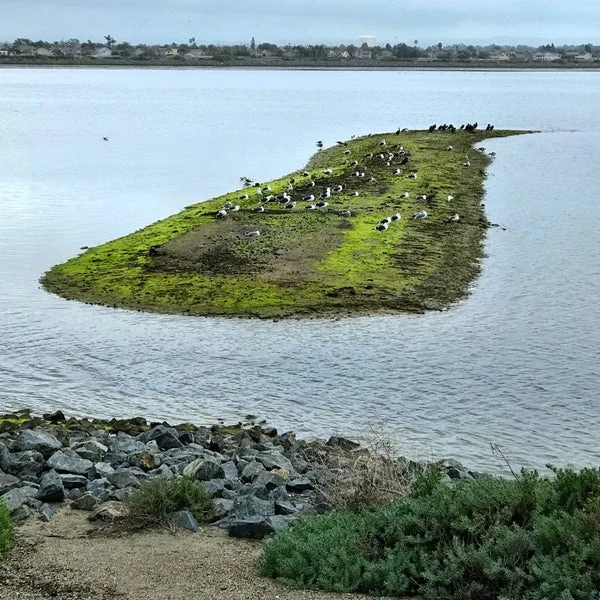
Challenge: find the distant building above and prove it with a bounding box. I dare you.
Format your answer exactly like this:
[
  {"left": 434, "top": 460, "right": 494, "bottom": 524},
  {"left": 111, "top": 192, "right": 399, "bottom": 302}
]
[
  {"left": 489, "top": 52, "right": 511, "bottom": 61},
  {"left": 91, "top": 47, "right": 112, "bottom": 59},
  {"left": 574, "top": 52, "right": 593, "bottom": 61},
  {"left": 533, "top": 52, "right": 561, "bottom": 62}
]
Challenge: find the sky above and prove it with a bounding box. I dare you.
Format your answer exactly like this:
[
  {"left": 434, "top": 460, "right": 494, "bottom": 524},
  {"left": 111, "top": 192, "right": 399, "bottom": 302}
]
[{"left": 1, "top": 0, "right": 599, "bottom": 47}]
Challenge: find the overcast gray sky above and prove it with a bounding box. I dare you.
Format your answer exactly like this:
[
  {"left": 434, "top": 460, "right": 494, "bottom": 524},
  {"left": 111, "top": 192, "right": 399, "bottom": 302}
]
[{"left": 2, "top": 0, "right": 599, "bottom": 46}]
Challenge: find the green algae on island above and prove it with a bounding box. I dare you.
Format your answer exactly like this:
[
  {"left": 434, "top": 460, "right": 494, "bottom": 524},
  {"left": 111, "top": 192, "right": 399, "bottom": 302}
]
[{"left": 41, "top": 128, "right": 529, "bottom": 318}]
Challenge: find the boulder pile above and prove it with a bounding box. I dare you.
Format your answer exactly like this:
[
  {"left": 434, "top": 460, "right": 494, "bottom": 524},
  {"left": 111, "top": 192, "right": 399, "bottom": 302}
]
[{"left": 0, "top": 410, "right": 474, "bottom": 538}]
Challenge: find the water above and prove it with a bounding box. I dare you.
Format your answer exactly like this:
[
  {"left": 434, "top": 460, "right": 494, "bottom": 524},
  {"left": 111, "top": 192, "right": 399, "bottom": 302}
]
[{"left": 1, "top": 68, "right": 599, "bottom": 474}]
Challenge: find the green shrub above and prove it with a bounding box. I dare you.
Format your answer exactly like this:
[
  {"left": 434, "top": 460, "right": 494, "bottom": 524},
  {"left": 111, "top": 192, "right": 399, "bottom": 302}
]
[
  {"left": 0, "top": 499, "right": 12, "bottom": 559},
  {"left": 260, "top": 467, "right": 600, "bottom": 600},
  {"left": 124, "top": 476, "right": 215, "bottom": 529}
]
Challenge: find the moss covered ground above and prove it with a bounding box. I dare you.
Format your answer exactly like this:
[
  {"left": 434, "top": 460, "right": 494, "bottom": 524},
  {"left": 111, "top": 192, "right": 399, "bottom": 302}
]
[{"left": 41, "top": 128, "right": 530, "bottom": 318}]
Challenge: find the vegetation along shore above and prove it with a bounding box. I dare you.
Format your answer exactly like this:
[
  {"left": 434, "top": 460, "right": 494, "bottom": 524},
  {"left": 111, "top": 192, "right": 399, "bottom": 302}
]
[
  {"left": 41, "top": 126, "right": 531, "bottom": 319},
  {"left": 2, "top": 409, "right": 600, "bottom": 599}
]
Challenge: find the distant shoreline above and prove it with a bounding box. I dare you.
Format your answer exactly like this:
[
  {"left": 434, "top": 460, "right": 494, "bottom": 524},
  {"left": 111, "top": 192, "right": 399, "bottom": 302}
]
[{"left": 1, "top": 59, "right": 599, "bottom": 72}]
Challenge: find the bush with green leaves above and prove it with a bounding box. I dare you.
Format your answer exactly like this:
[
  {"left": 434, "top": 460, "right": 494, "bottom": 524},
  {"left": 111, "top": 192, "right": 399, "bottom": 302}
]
[
  {"left": 124, "top": 475, "right": 215, "bottom": 529},
  {"left": 260, "top": 466, "right": 600, "bottom": 600},
  {"left": 0, "top": 499, "right": 12, "bottom": 560}
]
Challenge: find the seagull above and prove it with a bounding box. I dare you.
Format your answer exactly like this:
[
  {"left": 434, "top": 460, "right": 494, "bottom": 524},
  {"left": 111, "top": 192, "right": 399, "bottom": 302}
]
[
  {"left": 320, "top": 187, "right": 331, "bottom": 199},
  {"left": 302, "top": 171, "right": 310, "bottom": 176},
  {"left": 222, "top": 201, "right": 233, "bottom": 210},
  {"left": 244, "top": 230, "right": 260, "bottom": 237},
  {"left": 252, "top": 205, "right": 265, "bottom": 213},
  {"left": 323, "top": 168, "right": 333, "bottom": 175},
  {"left": 447, "top": 194, "right": 455, "bottom": 202},
  {"left": 316, "top": 140, "right": 323, "bottom": 148},
  {"left": 316, "top": 201, "right": 329, "bottom": 208},
  {"left": 351, "top": 191, "right": 360, "bottom": 196},
  {"left": 338, "top": 210, "right": 352, "bottom": 217},
  {"left": 391, "top": 212, "right": 401, "bottom": 222},
  {"left": 216, "top": 209, "right": 228, "bottom": 219},
  {"left": 238, "top": 194, "right": 249, "bottom": 200},
  {"left": 332, "top": 184, "right": 343, "bottom": 193},
  {"left": 463, "top": 157, "right": 471, "bottom": 168},
  {"left": 229, "top": 205, "right": 240, "bottom": 212},
  {"left": 445, "top": 213, "right": 460, "bottom": 223},
  {"left": 284, "top": 201, "right": 296, "bottom": 210},
  {"left": 379, "top": 216, "right": 392, "bottom": 225},
  {"left": 413, "top": 210, "right": 427, "bottom": 219},
  {"left": 378, "top": 139, "right": 387, "bottom": 146},
  {"left": 445, "top": 145, "right": 453, "bottom": 151},
  {"left": 336, "top": 140, "right": 348, "bottom": 146},
  {"left": 302, "top": 194, "right": 315, "bottom": 202},
  {"left": 343, "top": 150, "right": 351, "bottom": 155},
  {"left": 400, "top": 192, "right": 410, "bottom": 199},
  {"left": 407, "top": 173, "right": 418, "bottom": 180},
  {"left": 305, "top": 203, "right": 317, "bottom": 210},
  {"left": 375, "top": 221, "right": 389, "bottom": 231},
  {"left": 393, "top": 168, "right": 402, "bottom": 175},
  {"left": 102, "top": 136, "right": 109, "bottom": 141}
]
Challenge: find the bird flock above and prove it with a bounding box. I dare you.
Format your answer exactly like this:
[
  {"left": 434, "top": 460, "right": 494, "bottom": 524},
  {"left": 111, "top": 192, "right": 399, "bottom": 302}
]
[{"left": 217, "top": 124, "right": 498, "bottom": 238}]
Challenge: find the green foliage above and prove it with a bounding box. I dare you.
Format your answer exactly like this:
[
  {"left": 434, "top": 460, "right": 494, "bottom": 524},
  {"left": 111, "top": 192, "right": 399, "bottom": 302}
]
[
  {"left": 260, "top": 467, "right": 600, "bottom": 599},
  {"left": 124, "top": 476, "right": 214, "bottom": 529},
  {"left": 0, "top": 500, "right": 12, "bottom": 559}
]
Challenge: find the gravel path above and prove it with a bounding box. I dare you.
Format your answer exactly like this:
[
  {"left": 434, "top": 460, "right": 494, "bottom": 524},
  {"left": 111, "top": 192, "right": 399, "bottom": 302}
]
[{"left": 0, "top": 508, "right": 387, "bottom": 600}]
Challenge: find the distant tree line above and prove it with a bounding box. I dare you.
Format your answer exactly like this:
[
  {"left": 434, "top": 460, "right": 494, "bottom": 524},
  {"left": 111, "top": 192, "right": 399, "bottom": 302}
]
[{"left": 1, "top": 37, "right": 598, "bottom": 66}]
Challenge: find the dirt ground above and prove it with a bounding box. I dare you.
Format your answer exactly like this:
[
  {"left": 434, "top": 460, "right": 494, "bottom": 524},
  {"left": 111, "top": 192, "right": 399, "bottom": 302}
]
[{"left": 0, "top": 508, "right": 381, "bottom": 600}]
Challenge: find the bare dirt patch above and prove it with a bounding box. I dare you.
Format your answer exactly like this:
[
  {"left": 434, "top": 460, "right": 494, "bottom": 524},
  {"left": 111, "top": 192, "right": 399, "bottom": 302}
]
[{"left": 0, "top": 509, "right": 380, "bottom": 600}]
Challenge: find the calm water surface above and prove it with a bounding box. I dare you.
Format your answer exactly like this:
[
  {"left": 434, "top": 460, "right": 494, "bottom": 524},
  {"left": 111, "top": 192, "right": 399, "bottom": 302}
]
[{"left": 1, "top": 68, "right": 599, "bottom": 473}]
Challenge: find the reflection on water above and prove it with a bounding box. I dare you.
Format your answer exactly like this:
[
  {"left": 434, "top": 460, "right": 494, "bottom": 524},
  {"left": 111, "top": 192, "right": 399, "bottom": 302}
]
[{"left": 1, "top": 68, "right": 599, "bottom": 474}]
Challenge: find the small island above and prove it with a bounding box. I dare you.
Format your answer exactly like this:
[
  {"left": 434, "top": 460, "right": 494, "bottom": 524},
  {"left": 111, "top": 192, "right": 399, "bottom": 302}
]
[{"left": 41, "top": 127, "right": 530, "bottom": 318}]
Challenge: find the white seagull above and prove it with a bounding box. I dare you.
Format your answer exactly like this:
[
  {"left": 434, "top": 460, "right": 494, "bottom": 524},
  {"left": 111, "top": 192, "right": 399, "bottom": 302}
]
[{"left": 413, "top": 210, "right": 427, "bottom": 220}]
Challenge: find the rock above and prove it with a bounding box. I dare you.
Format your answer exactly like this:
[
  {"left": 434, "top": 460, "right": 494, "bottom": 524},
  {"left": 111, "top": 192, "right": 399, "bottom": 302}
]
[
  {"left": 90, "top": 462, "right": 115, "bottom": 479},
  {"left": 0, "top": 473, "right": 20, "bottom": 495},
  {"left": 1, "top": 485, "right": 38, "bottom": 513},
  {"left": 240, "top": 460, "right": 265, "bottom": 483},
  {"left": 89, "top": 500, "right": 128, "bottom": 522},
  {"left": 42, "top": 410, "right": 66, "bottom": 423},
  {"left": 86, "top": 478, "right": 113, "bottom": 502},
  {"left": 15, "top": 429, "right": 62, "bottom": 458},
  {"left": 225, "top": 516, "right": 274, "bottom": 539},
  {"left": 274, "top": 499, "right": 298, "bottom": 515},
  {"left": 109, "top": 435, "right": 146, "bottom": 455},
  {"left": 286, "top": 478, "right": 314, "bottom": 493},
  {"left": 144, "top": 425, "right": 183, "bottom": 450},
  {"left": 71, "top": 439, "right": 108, "bottom": 462},
  {"left": 60, "top": 474, "right": 90, "bottom": 488},
  {"left": 46, "top": 449, "right": 93, "bottom": 476},
  {"left": 253, "top": 470, "right": 286, "bottom": 490},
  {"left": 108, "top": 469, "right": 141, "bottom": 489},
  {"left": 128, "top": 450, "right": 161, "bottom": 471},
  {"left": 71, "top": 492, "right": 100, "bottom": 511},
  {"left": 278, "top": 431, "right": 297, "bottom": 451},
  {"left": 183, "top": 458, "right": 224, "bottom": 481},
  {"left": 0, "top": 441, "right": 10, "bottom": 472},
  {"left": 268, "top": 514, "right": 293, "bottom": 531},
  {"left": 203, "top": 479, "right": 226, "bottom": 498},
  {"left": 168, "top": 510, "right": 198, "bottom": 532},
  {"left": 36, "top": 469, "right": 65, "bottom": 502},
  {"left": 38, "top": 503, "right": 58, "bottom": 522},
  {"left": 148, "top": 464, "right": 174, "bottom": 480},
  {"left": 220, "top": 461, "right": 238, "bottom": 481},
  {"left": 11, "top": 504, "right": 34, "bottom": 522},
  {"left": 326, "top": 435, "right": 360, "bottom": 450},
  {"left": 213, "top": 498, "right": 234, "bottom": 519},
  {"left": 257, "top": 451, "right": 295, "bottom": 474},
  {"left": 233, "top": 494, "right": 275, "bottom": 518},
  {"left": 110, "top": 487, "right": 134, "bottom": 501},
  {"left": 9, "top": 450, "right": 45, "bottom": 479}
]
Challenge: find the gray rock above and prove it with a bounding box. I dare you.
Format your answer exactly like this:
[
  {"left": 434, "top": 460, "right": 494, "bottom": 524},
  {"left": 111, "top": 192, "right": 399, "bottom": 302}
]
[
  {"left": 326, "top": 435, "right": 360, "bottom": 450},
  {"left": 0, "top": 441, "right": 10, "bottom": 472},
  {"left": 128, "top": 450, "right": 161, "bottom": 471},
  {"left": 233, "top": 494, "right": 275, "bottom": 518},
  {"left": 71, "top": 492, "right": 101, "bottom": 511},
  {"left": 268, "top": 514, "right": 293, "bottom": 531},
  {"left": 274, "top": 499, "right": 298, "bottom": 515},
  {"left": 1, "top": 485, "right": 38, "bottom": 513},
  {"left": 88, "top": 500, "right": 128, "bottom": 522},
  {"left": 254, "top": 471, "right": 286, "bottom": 490},
  {"left": 183, "top": 458, "right": 224, "bottom": 481},
  {"left": 11, "top": 504, "right": 34, "bottom": 522},
  {"left": 108, "top": 469, "right": 141, "bottom": 489},
  {"left": 71, "top": 439, "right": 108, "bottom": 462},
  {"left": 145, "top": 425, "right": 183, "bottom": 451},
  {"left": 110, "top": 487, "right": 135, "bottom": 501},
  {"left": 109, "top": 435, "right": 146, "bottom": 455},
  {"left": 15, "top": 429, "right": 62, "bottom": 458},
  {"left": 0, "top": 473, "right": 20, "bottom": 495},
  {"left": 47, "top": 449, "right": 93, "bottom": 476},
  {"left": 226, "top": 516, "right": 275, "bottom": 539},
  {"left": 86, "top": 477, "right": 113, "bottom": 502},
  {"left": 38, "top": 503, "right": 58, "bottom": 522},
  {"left": 90, "top": 462, "right": 115, "bottom": 479},
  {"left": 286, "top": 478, "right": 314, "bottom": 493},
  {"left": 240, "top": 460, "right": 265, "bottom": 483},
  {"left": 60, "top": 474, "right": 90, "bottom": 488},
  {"left": 37, "top": 469, "right": 65, "bottom": 502},
  {"left": 213, "top": 498, "right": 234, "bottom": 519},
  {"left": 203, "top": 479, "right": 226, "bottom": 498},
  {"left": 257, "top": 451, "right": 295, "bottom": 474},
  {"left": 147, "top": 464, "right": 174, "bottom": 480},
  {"left": 169, "top": 510, "right": 198, "bottom": 532},
  {"left": 9, "top": 450, "right": 45, "bottom": 479},
  {"left": 221, "top": 460, "right": 238, "bottom": 482}
]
